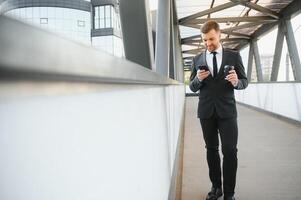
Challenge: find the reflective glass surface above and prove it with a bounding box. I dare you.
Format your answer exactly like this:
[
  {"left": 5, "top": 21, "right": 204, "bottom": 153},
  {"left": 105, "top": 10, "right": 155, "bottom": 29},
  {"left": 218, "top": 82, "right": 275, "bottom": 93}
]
[
  {"left": 94, "top": 5, "right": 121, "bottom": 30},
  {"left": 5, "top": 7, "right": 91, "bottom": 45},
  {"left": 92, "top": 36, "right": 124, "bottom": 58}
]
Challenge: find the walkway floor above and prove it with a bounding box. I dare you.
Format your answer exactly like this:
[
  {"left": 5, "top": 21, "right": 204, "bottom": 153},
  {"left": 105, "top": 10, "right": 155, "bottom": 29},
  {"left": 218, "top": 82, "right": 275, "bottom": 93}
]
[{"left": 182, "top": 96, "right": 301, "bottom": 200}]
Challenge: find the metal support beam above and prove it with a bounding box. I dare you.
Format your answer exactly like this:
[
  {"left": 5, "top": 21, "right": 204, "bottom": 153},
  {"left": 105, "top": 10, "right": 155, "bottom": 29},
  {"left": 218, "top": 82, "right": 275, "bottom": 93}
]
[
  {"left": 207, "top": 0, "right": 215, "bottom": 18},
  {"left": 252, "top": 40, "right": 263, "bottom": 82},
  {"left": 234, "top": 40, "right": 250, "bottom": 50},
  {"left": 175, "top": 30, "right": 184, "bottom": 82},
  {"left": 182, "top": 23, "right": 265, "bottom": 40},
  {"left": 169, "top": 0, "right": 175, "bottom": 79},
  {"left": 271, "top": 21, "right": 285, "bottom": 81},
  {"left": 284, "top": 19, "right": 301, "bottom": 81},
  {"left": 229, "top": 0, "right": 280, "bottom": 19},
  {"left": 182, "top": 41, "right": 201, "bottom": 46},
  {"left": 222, "top": 21, "right": 268, "bottom": 33},
  {"left": 240, "top": 21, "right": 278, "bottom": 50},
  {"left": 183, "top": 43, "right": 203, "bottom": 48},
  {"left": 182, "top": 36, "right": 248, "bottom": 45},
  {"left": 286, "top": 52, "right": 290, "bottom": 81},
  {"left": 223, "top": 41, "right": 243, "bottom": 46},
  {"left": 186, "top": 16, "right": 276, "bottom": 24},
  {"left": 155, "top": 0, "right": 170, "bottom": 76},
  {"left": 238, "top": 0, "right": 301, "bottom": 51},
  {"left": 184, "top": 23, "right": 201, "bottom": 29},
  {"left": 279, "top": 0, "right": 301, "bottom": 20},
  {"left": 151, "top": 11, "right": 157, "bottom": 56},
  {"left": 179, "top": 2, "right": 239, "bottom": 25},
  {"left": 172, "top": 0, "right": 184, "bottom": 82},
  {"left": 182, "top": 48, "right": 204, "bottom": 55},
  {"left": 119, "top": 0, "right": 154, "bottom": 69},
  {"left": 221, "top": 31, "right": 251, "bottom": 38},
  {"left": 181, "top": 35, "right": 201, "bottom": 44},
  {"left": 247, "top": 42, "right": 254, "bottom": 81}
]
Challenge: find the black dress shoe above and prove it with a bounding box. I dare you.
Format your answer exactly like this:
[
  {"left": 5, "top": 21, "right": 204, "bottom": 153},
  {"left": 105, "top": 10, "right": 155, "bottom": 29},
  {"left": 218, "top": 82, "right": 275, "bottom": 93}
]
[
  {"left": 224, "top": 196, "right": 235, "bottom": 200},
  {"left": 206, "top": 187, "right": 223, "bottom": 200}
]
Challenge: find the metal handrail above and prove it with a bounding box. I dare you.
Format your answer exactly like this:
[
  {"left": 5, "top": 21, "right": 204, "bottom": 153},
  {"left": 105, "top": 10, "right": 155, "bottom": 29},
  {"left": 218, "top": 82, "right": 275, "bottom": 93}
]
[
  {"left": 247, "top": 81, "right": 301, "bottom": 84},
  {"left": 0, "top": 16, "right": 180, "bottom": 85}
]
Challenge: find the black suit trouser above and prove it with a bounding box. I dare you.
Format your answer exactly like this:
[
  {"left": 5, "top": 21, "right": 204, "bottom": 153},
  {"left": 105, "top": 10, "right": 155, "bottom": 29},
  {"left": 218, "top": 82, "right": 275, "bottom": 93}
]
[{"left": 200, "top": 114, "right": 238, "bottom": 197}]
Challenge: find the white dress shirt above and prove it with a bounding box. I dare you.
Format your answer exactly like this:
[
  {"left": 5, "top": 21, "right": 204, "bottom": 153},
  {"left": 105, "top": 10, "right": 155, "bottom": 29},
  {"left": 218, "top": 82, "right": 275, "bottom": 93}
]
[{"left": 206, "top": 44, "right": 223, "bottom": 77}]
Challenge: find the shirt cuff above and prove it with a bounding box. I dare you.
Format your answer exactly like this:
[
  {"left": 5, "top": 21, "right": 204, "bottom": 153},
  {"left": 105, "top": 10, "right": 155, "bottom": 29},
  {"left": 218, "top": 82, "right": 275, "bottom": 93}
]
[
  {"left": 194, "top": 75, "right": 202, "bottom": 83},
  {"left": 233, "top": 80, "right": 239, "bottom": 88}
]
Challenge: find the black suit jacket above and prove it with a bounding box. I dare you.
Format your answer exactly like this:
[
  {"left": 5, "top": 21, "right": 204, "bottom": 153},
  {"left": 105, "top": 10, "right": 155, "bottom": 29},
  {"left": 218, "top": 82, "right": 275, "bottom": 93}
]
[{"left": 189, "top": 48, "right": 248, "bottom": 119}]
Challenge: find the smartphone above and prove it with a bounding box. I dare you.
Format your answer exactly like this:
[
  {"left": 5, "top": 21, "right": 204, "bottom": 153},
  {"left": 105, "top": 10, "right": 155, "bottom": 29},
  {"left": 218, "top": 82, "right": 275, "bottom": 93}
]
[
  {"left": 198, "top": 65, "right": 208, "bottom": 71},
  {"left": 224, "top": 65, "right": 234, "bottom": 76}
]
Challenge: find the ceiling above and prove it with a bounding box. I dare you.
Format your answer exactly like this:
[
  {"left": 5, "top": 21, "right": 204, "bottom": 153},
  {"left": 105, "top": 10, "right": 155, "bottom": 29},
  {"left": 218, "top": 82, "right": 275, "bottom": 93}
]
[
  {"left": 0, "top": 0, "right": 299, "bottom": 69},
  {"left": 175, "top": 0, "right": 298, "bottom": 68}
]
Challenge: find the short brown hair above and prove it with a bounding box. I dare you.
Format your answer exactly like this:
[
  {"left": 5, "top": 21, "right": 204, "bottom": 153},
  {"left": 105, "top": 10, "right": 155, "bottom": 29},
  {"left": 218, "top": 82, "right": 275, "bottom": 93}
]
[{"left": 201, "top": 20, "right": 220, "bottom": 34}]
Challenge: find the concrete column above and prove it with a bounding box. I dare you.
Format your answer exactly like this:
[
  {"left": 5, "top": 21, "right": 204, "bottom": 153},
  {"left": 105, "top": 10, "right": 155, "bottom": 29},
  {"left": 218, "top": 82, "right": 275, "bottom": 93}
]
[
  {"left": 169, "top": 0, "right": 175, "bottom": 79},
  {"left": 119, "top": 0, "right": 154, "bottom": 69}
]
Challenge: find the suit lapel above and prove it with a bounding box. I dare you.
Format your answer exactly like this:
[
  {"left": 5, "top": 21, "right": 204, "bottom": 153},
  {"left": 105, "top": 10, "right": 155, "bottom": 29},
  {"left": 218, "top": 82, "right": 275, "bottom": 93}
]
[{"left": 202, "top": 51, "right": 207, "bottom": 66}]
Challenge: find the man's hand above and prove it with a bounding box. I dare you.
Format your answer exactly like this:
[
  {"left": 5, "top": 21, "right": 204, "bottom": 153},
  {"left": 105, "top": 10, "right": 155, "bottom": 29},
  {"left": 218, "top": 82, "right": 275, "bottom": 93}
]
[
  {"left": 225, "top": 70, "right": 238, "bottom": 87},
  {"left": 197, "top": 69, "right": 210, "bottom": 81}
]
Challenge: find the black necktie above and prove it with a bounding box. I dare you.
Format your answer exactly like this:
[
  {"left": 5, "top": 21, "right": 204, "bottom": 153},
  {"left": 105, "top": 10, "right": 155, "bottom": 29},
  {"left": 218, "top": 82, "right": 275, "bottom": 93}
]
[{"left": 212, "top": 51, "right": 217, "bottom": 77}]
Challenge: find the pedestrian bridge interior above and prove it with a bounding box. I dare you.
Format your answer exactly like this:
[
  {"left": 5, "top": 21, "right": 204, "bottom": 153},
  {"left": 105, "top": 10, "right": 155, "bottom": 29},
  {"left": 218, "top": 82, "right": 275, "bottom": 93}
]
[{"left": 0, "top": 0, "right": 300, "bottom": 200}]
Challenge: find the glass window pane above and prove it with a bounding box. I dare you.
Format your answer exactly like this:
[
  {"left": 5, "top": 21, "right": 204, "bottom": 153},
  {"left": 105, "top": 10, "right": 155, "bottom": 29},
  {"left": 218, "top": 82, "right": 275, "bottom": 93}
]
[
  {"left": 105, "top": 6, "right": 111, "bottom": 19},
  {"left": 48, "top": 7, "right": 55, "bottom": 18},
  {"left": 26, "top": 7, "right": 33, "bottom": 19},
  {"left": 20, "top": 8, "right": 25, "bottom": 18},
  {"left": 94, "top": 18, "right": 99, "bottom": 29},
  {"left": 100, "top": 19, "right": 104, "bottom": 28},
  {"left": 94, "top": 7, "right": 99, "bottom": 29},
  {"left": 111, "top": 7, "right": 115, "bottom": 24},
  {"left": 33, "top": 7, "right": 39, "bottom": 18},
  {"left": 95, "top": 6, "right": 99, "bottom": 19},
  {"left": 40, "top": 18, "right": 48, "bottom": 24},
  {"left": 99, "top": 6, "right": 104, "bottom": 19},
  {"left": 40, "top": 7, "right": 48, "bottom": 18},
  {"left": 56, "top": 8, "right": 63, "bottom": 19},
  {"left": 106, "top": 18, "right": 111, "bottom": 28},
  {"left": 78, "top": 20, "right": 85, "bottom": 27}
]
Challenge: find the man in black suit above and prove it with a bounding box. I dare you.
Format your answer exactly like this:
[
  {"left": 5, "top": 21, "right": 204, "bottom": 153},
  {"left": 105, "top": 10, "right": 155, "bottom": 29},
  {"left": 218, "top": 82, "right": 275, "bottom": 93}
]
[{"left": 189, "top": 20, "right": 248, "bottom": 200}]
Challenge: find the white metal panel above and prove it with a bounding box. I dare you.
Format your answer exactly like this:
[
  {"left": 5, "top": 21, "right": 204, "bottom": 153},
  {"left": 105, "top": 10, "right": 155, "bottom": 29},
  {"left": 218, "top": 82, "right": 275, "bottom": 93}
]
[
  {"left": 235, "top": 82, "right": 301, "bottom": 122},
  {"left": 0, "top": 83, "right": 185, "bottom": 200}
]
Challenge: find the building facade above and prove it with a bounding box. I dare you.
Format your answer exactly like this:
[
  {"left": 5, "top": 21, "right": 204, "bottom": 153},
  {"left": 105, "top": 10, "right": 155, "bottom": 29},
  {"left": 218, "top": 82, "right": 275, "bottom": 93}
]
[{"left": 0, "top": 0, "right": 124, "bottom": 57}]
